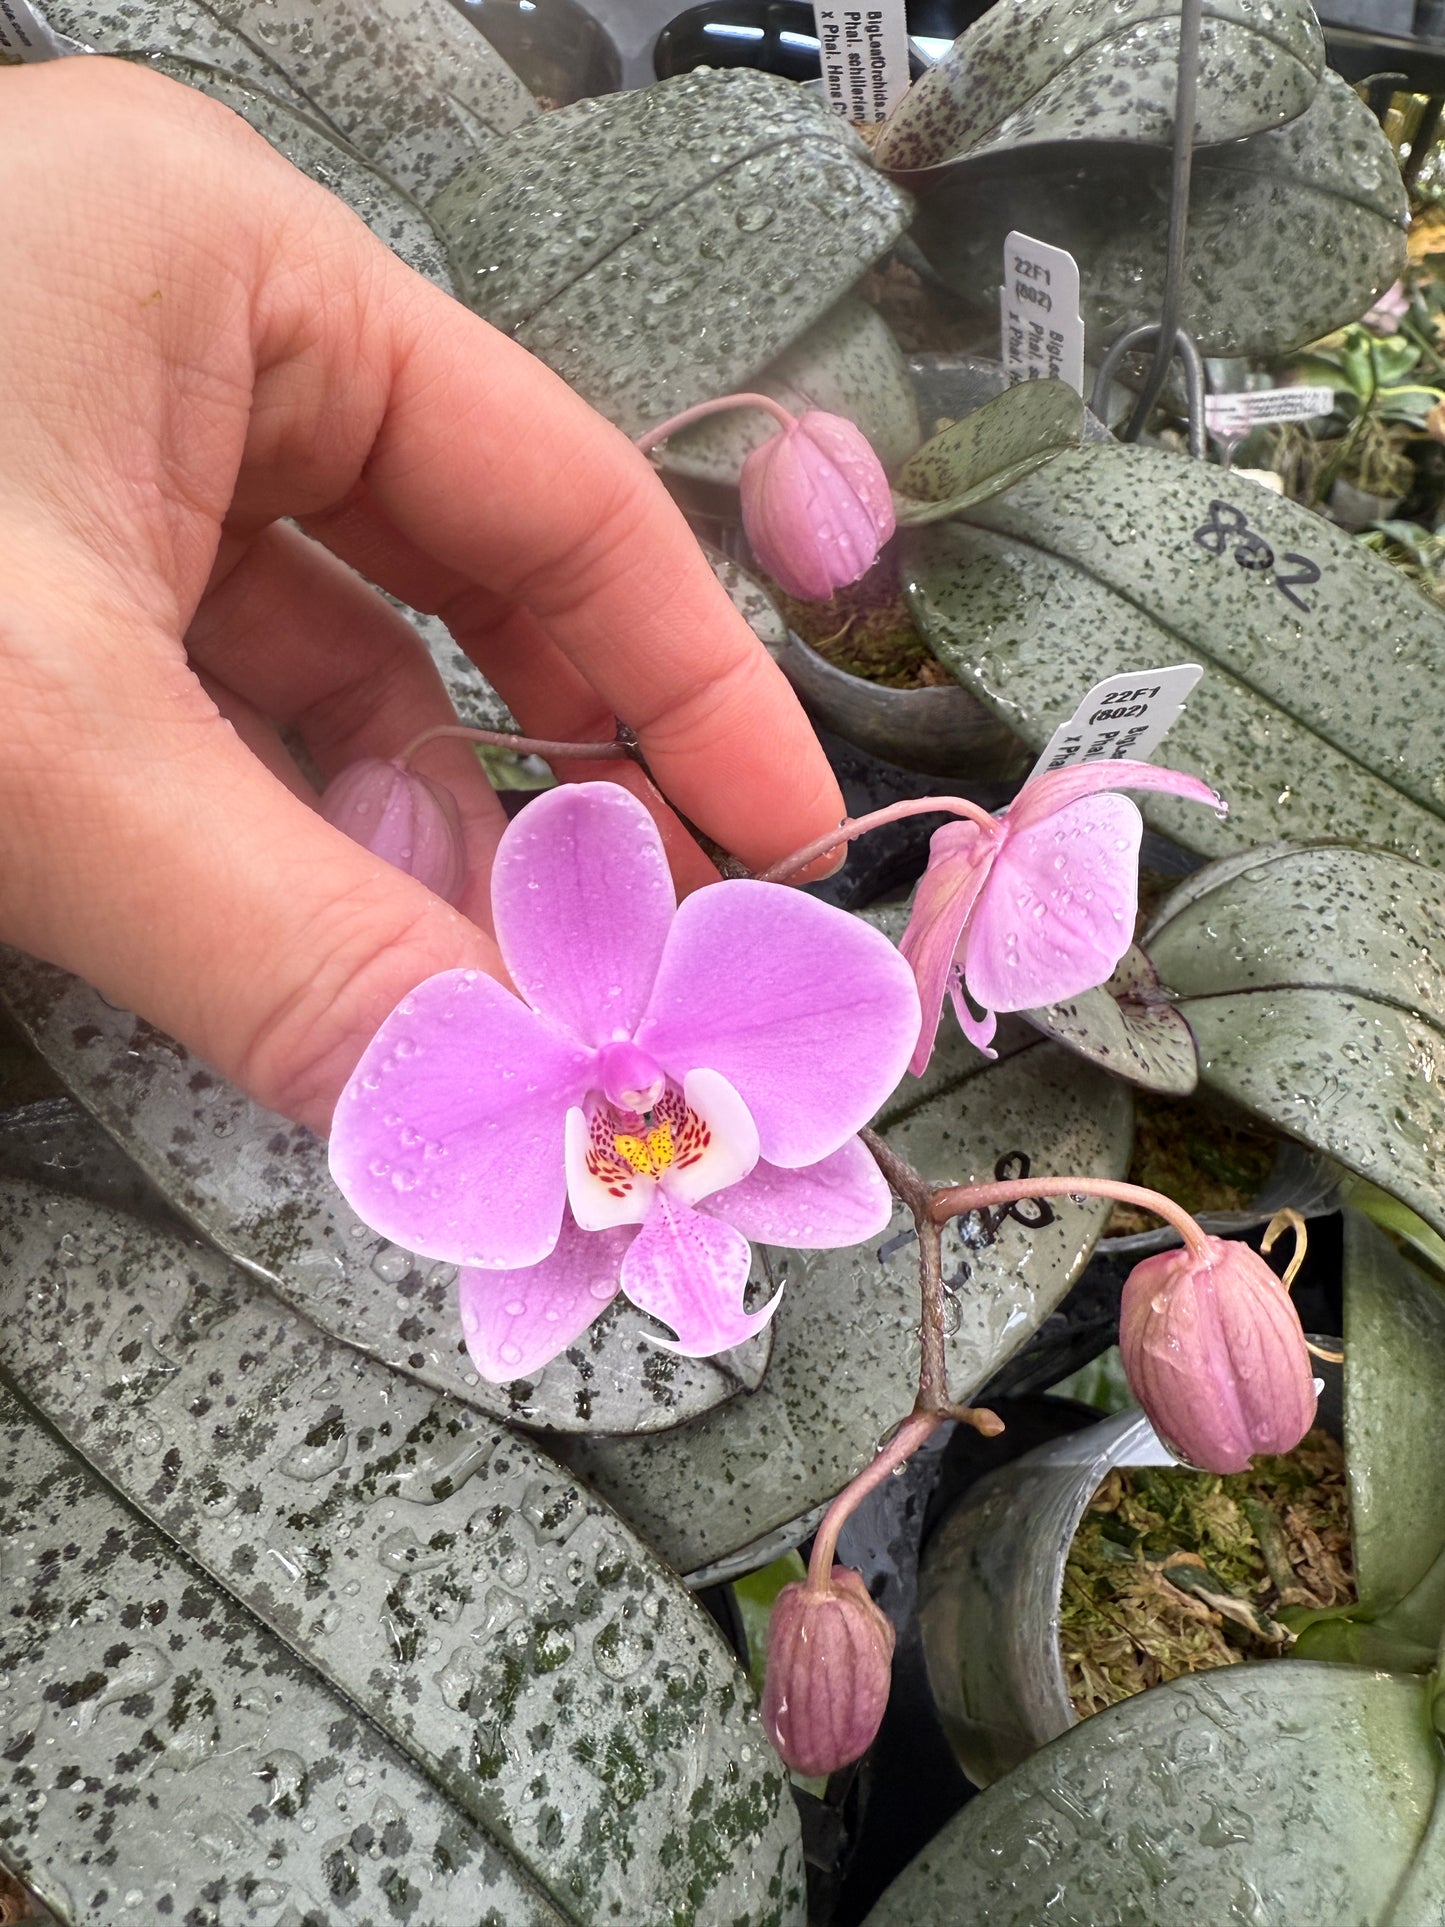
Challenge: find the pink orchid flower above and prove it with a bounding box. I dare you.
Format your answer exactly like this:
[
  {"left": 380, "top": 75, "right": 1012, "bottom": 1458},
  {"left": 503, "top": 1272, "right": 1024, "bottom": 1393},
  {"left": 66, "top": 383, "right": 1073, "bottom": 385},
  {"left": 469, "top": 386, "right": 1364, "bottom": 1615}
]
[
  {"left": 900, "top": 760, "right": 1222, "bottom": 1072},
  {"left": 329, "top": 783, "right": 921, "bottom": 1381},
  {"left": 740, "top": 409, "right": 896, "bottom": 602}
]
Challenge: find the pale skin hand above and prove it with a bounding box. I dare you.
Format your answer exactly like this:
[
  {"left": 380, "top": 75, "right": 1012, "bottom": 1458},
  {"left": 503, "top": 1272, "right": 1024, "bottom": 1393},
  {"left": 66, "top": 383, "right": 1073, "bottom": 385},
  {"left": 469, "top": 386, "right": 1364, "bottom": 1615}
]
[{"left": 0, "top": 59, "right": 845, "bottom": 1134}]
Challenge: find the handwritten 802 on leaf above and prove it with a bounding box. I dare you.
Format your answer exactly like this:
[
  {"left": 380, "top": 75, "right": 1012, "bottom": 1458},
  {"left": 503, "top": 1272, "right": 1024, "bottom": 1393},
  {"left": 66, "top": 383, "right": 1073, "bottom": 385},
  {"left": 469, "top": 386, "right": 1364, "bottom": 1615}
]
[{"left": 1192, "top": 500, "right": 1322, "bottom": 614}]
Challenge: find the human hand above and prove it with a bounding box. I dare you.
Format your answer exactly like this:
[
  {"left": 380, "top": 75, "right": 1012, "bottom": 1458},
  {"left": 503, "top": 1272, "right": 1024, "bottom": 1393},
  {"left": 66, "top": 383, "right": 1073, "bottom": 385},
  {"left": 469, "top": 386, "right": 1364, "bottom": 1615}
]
[{"left": 0, "top": 58, "right": 845, "bottom": 1134}]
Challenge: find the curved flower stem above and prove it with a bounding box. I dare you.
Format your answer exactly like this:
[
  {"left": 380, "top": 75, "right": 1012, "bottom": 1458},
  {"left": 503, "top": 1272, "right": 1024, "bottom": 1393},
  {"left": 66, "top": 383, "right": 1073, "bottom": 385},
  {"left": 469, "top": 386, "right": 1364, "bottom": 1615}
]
[
  {"left": 805, "top": 1412, "right": 942, "bottom": 1594},
  {"left": 633, "top": 392, "right": 796, "bottom": 455},
  {"left": 759, "top": 796, "right": 998, "bottom": 886},
  {"left": 397, "top": 722, "right": 625, "bottom": 769},
  {"left": 862, "top": 1126, "right": 952, "bottom": 1412},
  {"left": 931, "top": 1175, "right": 1212, "bottom": 1258}
]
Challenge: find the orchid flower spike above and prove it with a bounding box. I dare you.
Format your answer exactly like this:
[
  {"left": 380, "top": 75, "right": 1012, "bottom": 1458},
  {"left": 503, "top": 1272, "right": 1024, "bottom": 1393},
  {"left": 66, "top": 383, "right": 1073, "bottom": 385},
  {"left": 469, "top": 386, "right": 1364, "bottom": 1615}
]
[
  {"left": 329, "top": 783, "right": 920, "bottom": 1381},
  {"left": 899, "top": 760, "right": 1223, "bottom": 1070},
  {"left": 740, "top": 408, "right": 896, "bottom": 601},
  {"left": 320, "top": 758, "right": 466, "bottom": 906},
  {"left": 1119, "top": 1234, "right": 1317, "bottom": 1473}
]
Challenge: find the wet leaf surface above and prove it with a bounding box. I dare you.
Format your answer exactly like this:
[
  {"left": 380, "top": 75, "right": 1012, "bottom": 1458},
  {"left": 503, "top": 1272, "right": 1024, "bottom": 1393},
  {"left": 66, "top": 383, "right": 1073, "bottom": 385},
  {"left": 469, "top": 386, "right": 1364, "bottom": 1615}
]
[
  {"left": 897, "top": 71, "right": 1404, "bottom": 358},
  {"left": 0, "top": 1182, "right": 804, "bottom": 1925},
  {"left": 877, "top": 0, "right": 1324, "bottom": 176},
  {"left": 860, "top": 1663, "right": 1441, "bottom": 1925},
  {"left": 907, "top": 443, "right": 1445, "bottom": 867},
  {"left": 1145, "top": 844, "right": 1445, "bottom": 1239},
  {"left": 431, "top": 69, "right": 912, "bottom": 436},
  {"left": 44, "top": 0, "right": 534, "bottom": 204},
  {"left": 894, "top": 378, "right": 1084, "bottom": 524}
]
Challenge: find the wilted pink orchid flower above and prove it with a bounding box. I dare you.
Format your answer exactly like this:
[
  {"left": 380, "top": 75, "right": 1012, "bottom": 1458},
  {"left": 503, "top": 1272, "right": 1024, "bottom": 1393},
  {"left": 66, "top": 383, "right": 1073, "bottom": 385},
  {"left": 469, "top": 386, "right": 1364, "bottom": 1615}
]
[
  {"left": 636, "top": 395, "right": 895, "bottom": 601},
  {"left": 320, "top": 757, "right": 466, "bottom": 906},
  {"left": 329, "top": 783, "right": 920, "bottom": 1380},
  {"left": 900, "top": 760, "right": 1222, "bottom": 1070},
  {"left": 1119, "top": 1234, "right": 1317, "bottom": 1474}
]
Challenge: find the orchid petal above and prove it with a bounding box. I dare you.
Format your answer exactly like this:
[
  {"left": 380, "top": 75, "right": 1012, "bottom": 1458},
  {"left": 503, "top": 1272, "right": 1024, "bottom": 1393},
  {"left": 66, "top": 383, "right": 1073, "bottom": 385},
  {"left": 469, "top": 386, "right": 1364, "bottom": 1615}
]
[
  {"left": 664, "top": 1069, "right": 761, "bottom": 1206},
  {"left": 620, "top": 1190, "right": 782, "bottom": 1356},
  {"left": 329, "top": 968, "right": 592, "bottom": 1268},
  {"left": 965, "top": 794, "right": 1144, "bottom": 1014},
  {"left": 1005, "top": 758, "right": 1222, "bottom": 836},
  {"left": 635, "top": 882, "right": 921, "bottom": 1167},
  {"left": 458, "top": 1214, "right": 634, "bottom": 1381},
  {"left": 705, "top": 1134, "right": 892, "bottom": 1246},
  {"left": 490, "top": 783, "right": 676, "bottom": 1046},
  {"left": 947, "top": 978, "right": 999, "bottom": 1057},
  {"left": 898, "top": 817, "right": 1001, "bottom": 1077}
]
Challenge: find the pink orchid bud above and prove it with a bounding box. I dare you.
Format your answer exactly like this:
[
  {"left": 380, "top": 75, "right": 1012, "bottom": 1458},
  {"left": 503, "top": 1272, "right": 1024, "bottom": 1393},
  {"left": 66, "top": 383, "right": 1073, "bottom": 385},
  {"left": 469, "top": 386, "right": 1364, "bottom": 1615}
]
[
  {"left": 740, "top": 409, "right": 896, "bottom": 602},
  {"left": 1118, "top": 1236, "right": 1317, "bottom": 1475},
  {"left": 761, "top": 1565, "right": 895, "bottom": 1776},
  {"left": 320, "top": 758, "right": 466, "bottom": 906}
]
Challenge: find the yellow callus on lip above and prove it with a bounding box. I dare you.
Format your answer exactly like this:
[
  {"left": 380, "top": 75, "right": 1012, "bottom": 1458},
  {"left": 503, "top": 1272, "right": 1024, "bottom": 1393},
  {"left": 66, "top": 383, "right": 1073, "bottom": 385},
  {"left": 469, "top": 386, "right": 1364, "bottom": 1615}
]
[{"left": 613, "top": 1122, "right": 676, "bottom": 1178}]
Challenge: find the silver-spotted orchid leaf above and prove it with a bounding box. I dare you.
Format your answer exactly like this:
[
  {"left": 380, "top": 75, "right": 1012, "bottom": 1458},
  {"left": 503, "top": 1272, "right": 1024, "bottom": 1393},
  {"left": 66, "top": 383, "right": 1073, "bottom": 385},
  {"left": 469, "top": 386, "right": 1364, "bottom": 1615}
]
[
  {"left": 907, "top": 443, "right": 1445, "bottom": 867},
  {"left": 430, "top": 69, "right": 913, "bottom": 436},
  {"left": 0, "top": 1180, "right": 805, "bottom": 1923},
  {"left": 876, "top": 0, "right": 1324, "bottom": 179},
  {"left": 1144, "top": 843, "right": 1445, "bottom": 1242},
  {"left": 860, "top": 1664, "right": 1443, "bottom": 1926}
]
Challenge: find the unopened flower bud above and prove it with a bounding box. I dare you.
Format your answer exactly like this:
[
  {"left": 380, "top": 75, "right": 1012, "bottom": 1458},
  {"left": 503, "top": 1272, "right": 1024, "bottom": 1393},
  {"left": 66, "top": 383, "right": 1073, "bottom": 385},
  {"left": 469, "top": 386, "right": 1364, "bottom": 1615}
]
[
  {"left": 320, "top": 758, "right": 466, "bottom": 906},
  {"left": 740, "top": 409, "right": 895, "bottom": 602},
  {"left": 761, "top": 1565, "right": 894, "bottom": 1776},
  {"left": 1119, "top": 1235, "right": 1317, "bottom": 1474}
]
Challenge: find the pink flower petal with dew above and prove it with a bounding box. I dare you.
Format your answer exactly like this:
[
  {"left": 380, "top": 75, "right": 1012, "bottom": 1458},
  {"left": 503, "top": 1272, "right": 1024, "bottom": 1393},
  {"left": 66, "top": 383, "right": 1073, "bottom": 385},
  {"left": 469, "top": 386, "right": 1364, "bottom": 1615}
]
[
  {"left": 1004, "top": 758, "right": 1223, "bottom": 836},
  {"left": 705, "top": 1134, "right": 892, "bottom": 1247},
  {"left": 620, "top": 1190, "right": 783, "bottom": 1356},
  {"left": 634, "top": 881, "right": 920, "bottom": 1168},
  {"left": 328, "top": 968, "right": 593, "bottom": 1269},
  {"left": 797, "top": 410, "right": 897, "bottom": 539},
  {"left": 458, "top": 1214, "right": 635, "bottom": 1381},
  {"left": 965, "top": 793, "right": 1144, "bottom": 1015},
  {"left": 489, "top": 783, "right": 676, "bottom": 1046},
  {"left": 898, "top": 817, "right": 1002, "bottom": 1076}
]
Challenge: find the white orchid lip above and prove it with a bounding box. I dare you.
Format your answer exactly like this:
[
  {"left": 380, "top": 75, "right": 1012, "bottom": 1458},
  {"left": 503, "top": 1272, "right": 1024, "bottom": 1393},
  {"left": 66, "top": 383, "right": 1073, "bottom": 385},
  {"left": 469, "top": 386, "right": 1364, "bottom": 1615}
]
[{"left": 564, "top": 1067, "right": 760, "bottom": 1231}]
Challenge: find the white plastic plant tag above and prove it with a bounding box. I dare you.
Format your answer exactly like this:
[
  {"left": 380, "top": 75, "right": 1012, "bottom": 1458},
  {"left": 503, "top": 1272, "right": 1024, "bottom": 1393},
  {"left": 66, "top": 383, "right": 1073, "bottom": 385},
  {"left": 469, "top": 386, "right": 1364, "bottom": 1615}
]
[
  {"left": 0, "top": 0, "right": 87, "bottom": 56},
  {"left": 1029, "top": 664, "right": 1203, "bottom": 780},
  {"left": 1205, "top": 386, "right": 1334, "bottom": 441},
  {"left": 812, "top": 1, "right": 911, "bottom": 123},
  {"left": 999, "top": 231, "right": 1085, "bottom": 396}
]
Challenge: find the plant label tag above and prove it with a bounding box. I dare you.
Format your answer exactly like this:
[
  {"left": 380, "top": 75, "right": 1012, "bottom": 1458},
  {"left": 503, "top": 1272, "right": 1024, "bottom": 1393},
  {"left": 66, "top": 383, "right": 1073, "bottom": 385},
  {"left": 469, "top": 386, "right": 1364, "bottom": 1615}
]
[
  {"left": 813, "top": 2, "right": 911, "bottom": 124},
  {"left": 1000, "top": 231, "right": 1084, "bottom": 396},
  {"left": 0, "top": 0, "right": 87, "bottom": 56},
  {"left": 1029, "top": 664, "right": 1203, "bottom": 780},
  {"left": 1205, "top": 385, "right": 1334, "bottom": 441}
]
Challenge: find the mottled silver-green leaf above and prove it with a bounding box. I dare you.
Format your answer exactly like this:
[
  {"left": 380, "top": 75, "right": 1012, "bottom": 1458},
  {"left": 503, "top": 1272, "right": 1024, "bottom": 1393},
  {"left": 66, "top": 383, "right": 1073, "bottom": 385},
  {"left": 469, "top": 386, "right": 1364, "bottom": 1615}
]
[
  {"left": 0, "top": 1182, "right": 805, "bottom": 1925},
  {"left": 658, "top": 298, "right": 921, "bottom": 488},
  {"left": 894, "top": 377, "right": 1084, "bottom": 524},
  {"left": 862, "top": 1665, "right": 1441, "bottom": 1927},
  {"left": 560, "top": 1021, "right": 1132, "bottom": 1579},
  {"left": 902, "top": 71, "right": 1405, "bottom": 359},
  {"left": 906, "top": 443, "right": 1445, "bottom": 867},
  {"left": 1022, "top": 946, "right": 1199, "bottom": 1095},
  {"left": 0, "top": 955, "right": 773, "bottom": 1436},
  {"left": 431, "top": 69, "right": 913, "bottom": 437},
  {"left": 876, "top": 0, "right": 1324, "bottom": 176},
  {"left": 1293, "top": 1210, "right": 1445, "bottom": 1672},
  {"left": 40, "top": 0, "right": 534, "bottom": 204},
  {"left": 135, "top": 56, "right": 455, "bottom": 288},
  {"left": 1144, "top": 844, "right": 1445, "bottom": 1238}
]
